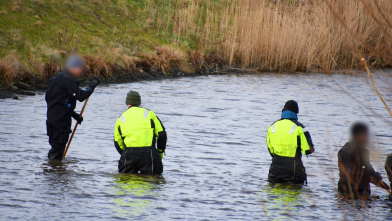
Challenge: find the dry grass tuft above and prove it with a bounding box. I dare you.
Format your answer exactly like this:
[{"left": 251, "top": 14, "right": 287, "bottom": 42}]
[
  {"left": 43, "top": 60, "right": 61, "bottom": 84},
  {"left": 204, "top": 51, "right": 224, "bottom": 67},
  {"left": 35, "top": 20, "right": 43, "bottom": 27},
  {"left": 188, "top": 50, "right": 203, "bottom": 71},
  {"left": 84, "top": 54, "right": 113, "bottom": 79},
  {"left": 0, "top": 58, "right": 15, "bottom": 85},
  {"left": 121, "top": 55, "right": 137, "bottom": 75},
  {"left": 139, "top": 46, "right": 188, "bottom": 75}
]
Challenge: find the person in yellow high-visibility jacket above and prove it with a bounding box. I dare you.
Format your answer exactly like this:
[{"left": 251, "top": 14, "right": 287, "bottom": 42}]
[
  {"left": 114, "top": 90, "right": 167, "bottom": 175},
  {"left": 267, "top": 100, "right": 315, "bottom": 184}
]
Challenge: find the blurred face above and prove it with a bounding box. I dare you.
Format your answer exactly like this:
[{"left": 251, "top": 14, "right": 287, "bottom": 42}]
[
  {"left": 353, "top": 133, "right": 370, "bottom": 147},
  {"left": 68, "top": 67, "right": 84, "bottom": 78}
]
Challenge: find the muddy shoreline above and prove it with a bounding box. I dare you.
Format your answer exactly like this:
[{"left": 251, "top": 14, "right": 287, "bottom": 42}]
[{"left": 0, "top": 66, "right": 251, "bottom": 100}]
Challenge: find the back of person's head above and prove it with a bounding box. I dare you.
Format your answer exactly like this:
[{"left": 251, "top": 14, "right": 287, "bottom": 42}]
[
  {"left": 282, "top": 100, "right": 299, "bottom": 114},
  {"left": 126, "top": 90, "right": 141, "bottom": 106}
]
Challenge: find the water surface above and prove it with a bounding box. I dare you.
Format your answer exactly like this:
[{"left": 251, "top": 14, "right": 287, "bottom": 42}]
[{"left": 1, "top": 73, "right": 392, "bottom": 220}]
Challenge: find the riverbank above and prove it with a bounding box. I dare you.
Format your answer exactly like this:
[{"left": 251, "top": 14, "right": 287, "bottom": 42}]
[
  {"left": 0, "top": 64, "right": 252, "bottom": 99},
  {"left": 1, "top": 0, "right": 392, "bottom": 90}
]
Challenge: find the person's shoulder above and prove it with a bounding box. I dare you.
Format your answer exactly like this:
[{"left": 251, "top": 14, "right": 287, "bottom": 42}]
[
  {"left": 339, "top": 142, "right": 352, "bottom": 155},
  {"left": 290, "top": 119, "right": 305, "bottom": 128}
]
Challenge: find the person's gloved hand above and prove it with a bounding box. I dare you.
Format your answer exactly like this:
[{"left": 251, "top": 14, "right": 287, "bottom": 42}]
[
  {"left": 72, "top": 112, "right": 83, "bottom": 125},
  {"left": 374, "top": 172, "right": 383, "bottom": 182},
  {"left": 87, "top": 75, "right": 101, "bottom": 91},
  {"left": 158, "top": 149, "right": 164, "bottom": 160},
  {"left": 76, "top": 115, "right": 83, "bottom": 125}
]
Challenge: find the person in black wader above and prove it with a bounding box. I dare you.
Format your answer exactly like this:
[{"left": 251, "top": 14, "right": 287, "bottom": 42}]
[
  {"left": 114, "top": 90, "right": 167, "bottom": 175},
  {"left": 338, "top": 121, "right": 390, "bottom": 195},
  {"left": 266, "top": 100, "right": 315, "bottom": 184},
  {"left": 45, "top": 54, "right": 101, "bottom": 160}
]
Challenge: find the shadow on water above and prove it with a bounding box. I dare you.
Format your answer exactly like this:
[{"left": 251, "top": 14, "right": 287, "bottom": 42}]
[{"left": 111, "top": 173, "right": 166, "bottom": 217}]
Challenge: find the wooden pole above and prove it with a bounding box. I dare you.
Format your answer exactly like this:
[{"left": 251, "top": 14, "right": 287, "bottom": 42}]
[
  {"left": 379, "top": 181, "right": 391, "bottom": 194},
  {"left": 361, "top": 58, "right": 392, "bottom": 118},
  {"left": 63, "top": 97, "right": 90, "bottom": 158}
]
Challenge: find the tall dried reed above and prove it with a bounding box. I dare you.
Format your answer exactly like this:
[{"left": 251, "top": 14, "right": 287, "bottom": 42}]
[{"left": 155, "top": 0, "right": 392, "bottom": 72}]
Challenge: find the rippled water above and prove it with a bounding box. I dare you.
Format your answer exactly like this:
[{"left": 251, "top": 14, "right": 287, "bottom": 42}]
[{"left": 1, "top": 73, "right": 392, "bottom": 220}]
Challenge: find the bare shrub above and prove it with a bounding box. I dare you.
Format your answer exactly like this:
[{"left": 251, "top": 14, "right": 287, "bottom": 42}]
[
  {"left": 84, "top": 54, "right": 113, "bottom": 79},
  {"left": 0, "top": 58, "right": 15, "bottom": 85},
  {"left": 43, "top": 60, "right": 61, "bottom": 83},
  {"left": 138, "top": 46, "right": 188, "bottom": 75}
]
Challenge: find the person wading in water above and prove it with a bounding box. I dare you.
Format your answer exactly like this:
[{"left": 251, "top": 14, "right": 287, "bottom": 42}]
[
  {"left": 114, "top": 90, "right": 167, "bottom": 175},
  {"left": 337, "top": 121, "right": 390, "bottom": 195},
  {"left": 266, "top": 100, "right": 315, "bottom": 184},
  {"left": 45, "top": 54, "right": 101, "bottom": 160}
]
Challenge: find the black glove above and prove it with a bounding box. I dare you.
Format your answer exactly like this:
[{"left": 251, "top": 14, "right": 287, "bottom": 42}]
[
  {"left": 87, "top": 75, "right": 101, "bottom": 91},
  {"left": 72, "top": 112, "right": 84, "bottom": 125},
  {"left": 374, "top": 172, "right": 383, "bottom": 182}
]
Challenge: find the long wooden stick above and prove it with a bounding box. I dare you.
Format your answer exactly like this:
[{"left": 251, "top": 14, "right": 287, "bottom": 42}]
[
  {"left": 361, "top": 58, "right": 392, "bottom": 118},
  {"left": 63, "top": 97, "right": 90, "bottom": 158},
  {"left": 379, "top": 181, "right": 391, "bottom": 194}
]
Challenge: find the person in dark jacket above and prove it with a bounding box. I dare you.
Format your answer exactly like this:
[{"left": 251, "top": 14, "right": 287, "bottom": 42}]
[
  {"left": 45, "top": 54, "right": 101, "bottom": 160},
  {"left": 267, "top": 100, "right": 315, "bottom": 184},
  {"left": 338, "top": 121, "right": 389, "bottom": 195}
]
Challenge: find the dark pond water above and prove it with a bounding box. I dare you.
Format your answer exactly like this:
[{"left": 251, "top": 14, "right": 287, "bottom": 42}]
[{"left": 1, "top": 73, "right": 392, "bottom": 220}]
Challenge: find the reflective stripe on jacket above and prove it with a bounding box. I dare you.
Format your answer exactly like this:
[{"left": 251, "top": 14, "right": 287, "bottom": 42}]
[
  {"left": 114, "top": 106, "right": 166, "bottom": 152},
  {"left": 267, "top": 119, "right": 310, "bottom": 157}
]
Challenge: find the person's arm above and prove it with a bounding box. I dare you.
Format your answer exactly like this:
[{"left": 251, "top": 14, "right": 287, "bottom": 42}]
[
  {"left": 114, "top": 118, "right": 125, "bottom": 154},
  {"left": 360, "top": 149, "right": 382, "bottom": 187},
  {"left": 152, "top": 112, "right": 167, "bottom": 159},
  {"left": 299, "top": 127, "right": 314, "bottom": 155},
  {"left": 58, "top": 75, "right": 101, "bottom": 102},
  {"left": 266, "top": 127, "right": 274, "bottom": 157},
  {"left": 304, "top": 132, "right": 315, "bottom": 155}
]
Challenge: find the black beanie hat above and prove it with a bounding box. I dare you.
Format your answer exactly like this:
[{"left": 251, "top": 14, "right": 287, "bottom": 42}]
[
  {"left": 126, "top": 90, "right": 141, "bottom": 105},
  {"left": 282, "top": 100, "right": 299, "bottom": 114}
]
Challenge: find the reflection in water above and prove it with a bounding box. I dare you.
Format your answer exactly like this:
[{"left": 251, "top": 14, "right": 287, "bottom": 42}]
[
  {"left": 112, "top": 174, "right": 165, "bottom": 216},
  {"left": 40, "top": 160, "right": 76, "bottom": 185},
  {"left": 262, "top": 183, "right": 305, "bottom": 210}
]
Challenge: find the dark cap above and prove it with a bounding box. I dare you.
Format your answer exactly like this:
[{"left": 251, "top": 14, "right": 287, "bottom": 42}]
[
  {"left": 126, "top": 90, "right": 141, "bottom": 105},
  {"left": 282, "top": 100, "right": 299, "bottom": 114}
]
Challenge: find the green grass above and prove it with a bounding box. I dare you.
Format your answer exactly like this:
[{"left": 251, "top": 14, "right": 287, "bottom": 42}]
[{"left": 0, "top": 0, "right": 207, "bottom": 67}]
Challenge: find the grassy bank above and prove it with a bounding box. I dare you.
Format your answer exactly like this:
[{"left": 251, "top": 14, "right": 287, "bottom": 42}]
[{"left": 0, "top": 0, "right": 391, "bottom": 87}]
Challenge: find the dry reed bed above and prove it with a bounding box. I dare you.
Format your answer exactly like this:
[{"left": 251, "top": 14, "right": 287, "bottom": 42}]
[{"left": 163, "top": 0, "right": 392, "bottom": 72}]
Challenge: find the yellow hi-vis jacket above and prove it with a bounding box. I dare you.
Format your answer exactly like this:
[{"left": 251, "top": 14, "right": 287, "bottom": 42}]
[
  {"left": 267, "top": 119, "right": 310, "bottom": 157},
  {"left": 114, "top": 106, "right": 166, "bottom": 158}
]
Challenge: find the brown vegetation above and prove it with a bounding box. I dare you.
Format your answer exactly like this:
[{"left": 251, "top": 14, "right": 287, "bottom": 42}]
[
  {"left": 138, "top": 46, "right": 188, "bottom": 75},
  {"left": 1, "top": 0, "right": 392, "bottom": 87},
  {"left": 0, "top": 57, "right": 15, "bottom": 85}
]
